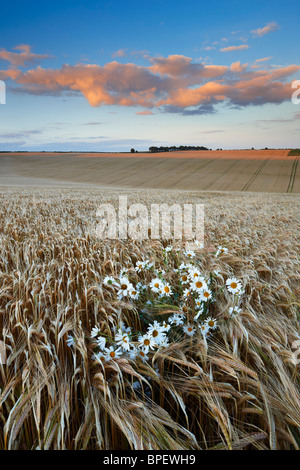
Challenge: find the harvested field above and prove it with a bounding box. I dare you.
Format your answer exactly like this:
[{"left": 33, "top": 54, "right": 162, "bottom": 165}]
[
  {"left": 0, "top": 187, "right": 299, "bottom": 450},
  {"left": 0, "top": 151, "right": 299, "bottom": 193}
]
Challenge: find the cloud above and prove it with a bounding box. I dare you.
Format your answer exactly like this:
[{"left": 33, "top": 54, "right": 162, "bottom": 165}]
[
  {"left": 0, "top": 45, "right": 51, "bottom": 66},
  {"left": 0, "top": 130, "right": 42, "bottom": 139},
  {"left": 112, "top": 49, "right": 127, "bottom": 58},
  {"left": 220, "top": 45, "right": 249, "bottom": 52},
  {"left": 1, "top": 47, "right": 299, "bottom": 116},
  {"left": 136, "top": 110, "right": 153, "bottom": 115},
  {"left": 255, "top": 57, "right": 273, "bottom": 63},
  {"left": 230, "top": 61, "right": 248, "bottom": 73},
  {"left": 251, "top": 22, "right": 280, "bottom": 37}
]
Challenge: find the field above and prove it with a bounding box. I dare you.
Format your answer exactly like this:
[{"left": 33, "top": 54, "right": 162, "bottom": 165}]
[
  {"left": 0, "top": 150, "right": 299, "bottom": 192},
  {"left": 0, "top": 185, "right": 299, "bottom": 450}
]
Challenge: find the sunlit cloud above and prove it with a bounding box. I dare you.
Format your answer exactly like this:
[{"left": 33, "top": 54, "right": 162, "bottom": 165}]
[
  {"left": 230, "top": 61, "right": 248, "bottom": 72},
  {"left": 112, "top": 48, "right": 127, "bottom": 58},
  {"left": 1, "top": 46, "right": 299, "bottom": 116},
  {"left": 220, "top": 45, "right": 249, "bottom": 52},
  {"left": 0, "top": 45, "right": 51, "bottom": 67},
  {"left": 251, "top": 22, "right": 280, "bottom": 37}
]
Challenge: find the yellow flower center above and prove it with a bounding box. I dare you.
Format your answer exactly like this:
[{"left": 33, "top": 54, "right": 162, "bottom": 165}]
[
  {"left": 231, "top": 282, "right": 237, "bottom": 289},
  {"left": 164, "top": 286, "right": 170, "bottom": 293},
  {"left": 144, "top": 339, "right": 150, "bottom": 346},
  {"left": 110, "top": 351, "right": 115, "bottom": 358},
  {"left": 204, "top": 291, "right": 210, "bottom": 298},
  {"left": 208, "top": 320, "right": 214, "bottom": 327},
  {"left": 152, "top": 330, "right": 158, "bottom": 338},
  {"left": 121, "top": 284, "right": 127, "bottom": 290},
  {"left": 195, "top": 281, "right": 203, "bottom": 288}
]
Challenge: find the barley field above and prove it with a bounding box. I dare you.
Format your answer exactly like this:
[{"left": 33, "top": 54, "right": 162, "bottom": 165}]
[
  {"left": 0, "top": 186, "right": 299, "bottom": 450},
  {"left": 0, "top": 151, "right": 299, "bottom": 192}
]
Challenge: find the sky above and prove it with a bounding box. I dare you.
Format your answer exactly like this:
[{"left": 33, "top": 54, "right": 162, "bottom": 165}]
[{"left": 0, "top": 0, "right": 299, "bottom": 151}]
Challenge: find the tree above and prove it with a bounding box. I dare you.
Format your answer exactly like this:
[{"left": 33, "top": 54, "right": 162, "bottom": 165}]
[{"left": 130, "top": 148, "right": 135, "bottom": 153}]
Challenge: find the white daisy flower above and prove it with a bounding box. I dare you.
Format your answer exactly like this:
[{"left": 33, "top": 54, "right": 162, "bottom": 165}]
[
  {"left": 205, "top": 317, "right": 218, "bottom": 330},
  {"left": 183, "top": 324, "right": 196, "bottom": 337},
  {"left": 115, "top": 330, "right": 131, "bottom": 351},
  {"left": 119, "top": 268, "right": 129, "bottom": 277},
  {"left": 184, "top": 249, "right": 196, "bottom": 259},
  {"left": 190, "top": 276, "right": 207, "bottom": 292},
  {"left": 96, "top": 336, "right": 106, "bottom": 350},
  {"left": 157, "top": 335, "right": 170, "bottom": 348},
  {"left": 195, "top": 298, "right": 204, "bottom": 309},
  {"left": 160, "top": 283, "right": 172, "bottom": 297},
  {"left": 91, "top": 326, "right": 101, "bottom": 338},
  {"left": 138, "top": 333, "right": 156, "bottom": 353},
  {"left": 119, "top": 321, "right": 132, "bottom": 334},
  {"left": 226, "top": 278, "right": 242, "bottom": 294},
  {"left": 199, "top": 323, "right": 209, "bottom": 336},
  {"left": 169, "top": 313, "right": 185, "bottom": 326},
  {"left": 179, "top": 272, "right": 190, "bottom": 284},
  {"left": 215, "top": 246, "right": 228, "bottom": 257},
  {"left": 178, "top": 262, "right": 189, "bottom": 270},
  {"left": 150, "top": 278, "right": 164, "bottom": 293},
  {"left": 143, "top": 260, "right": 154, "bottom": 269},
  {"left": 103, "top": 276, "right": 117, "bottom": 287},
  {"left": 128, "top": 287, "right": 140, "bottom": 300},
  {"left": 117, "top": 277, "right": 134, "bottom": 298},
  {"left": 93, "top": 351, "right": 107, "bottom": 363},
  {"left": 128, "top": 346, "right": 139, "bottom": 361},
  {"left": 104, "top": 346, "right": 122, "bottom": 361},
  {"left": 182, "top": 288, "right": 192, "bottom": 299},
  {"left": 161, "top": 320, "right": 171, "bottom": 332},
  {"left": 136, "top": 348, "right": 149, "bottom": 363},
  {"left": 188, "top": 267, "right": 202, "bottom": 279},
  {"left": 147, "top": 322, "right": 167, "bottom": 345},
  {"left": 135, "top": 261, "right": 145, "bottom": 272},
  {"left": 194, "top": 305, "right": 204, "bottom": 320},
  {"left": 199, "top": 288, "right": 212, "bottom": 302}
]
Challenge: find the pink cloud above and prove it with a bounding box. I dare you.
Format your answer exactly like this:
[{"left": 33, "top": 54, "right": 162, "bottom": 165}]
[
  {"left": 112, "top": 49, "right": 127, "bottom": 58},
  {"left": 136, "top": 110, "right": 153, "bottom": 115},
  {"left": 220, "top": 45, "right": 249, "bottom": 52},
  {"left": 0, "top": 45, "right": 51, "bottom": 66},
  {"left": 1, "top": 46, "right": 299, "bottom": 115},
  {"left": 251, "top": 22, "right": 280, "bottom": 37},
  {"left": 230, "top": 61, "right": 248, "bottom": 72}
]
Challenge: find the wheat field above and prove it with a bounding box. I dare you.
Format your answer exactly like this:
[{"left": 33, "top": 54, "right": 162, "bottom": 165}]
[
  {"left": 0, "top": 186, "right": 299, "bottom": 450},
  {"left": 0, "top": 151, "right": 299, "bottom": 192}
]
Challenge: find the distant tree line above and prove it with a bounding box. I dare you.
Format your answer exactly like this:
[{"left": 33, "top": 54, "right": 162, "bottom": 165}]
[{"left": 149, "top": 145, "right": 209, "bottom": 152}]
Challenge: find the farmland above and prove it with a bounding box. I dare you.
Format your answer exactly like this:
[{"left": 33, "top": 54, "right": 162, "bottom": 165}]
[
  {"left": 0, "top": 150, "right": 299, "bottom": 193},
  {"left": 0, "top": 187, "right": 299, "bottom": 450},
  {"left": 0, "top": 151, "right": 299, "bottom": 450}
]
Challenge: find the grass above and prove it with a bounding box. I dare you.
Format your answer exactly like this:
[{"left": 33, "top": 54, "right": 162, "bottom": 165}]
[
  {"left": 0, "top": 188, "right": 299, "bottom": 450},
  {"left": 288, "top": 149, "right": 300, "bottom": 156}
]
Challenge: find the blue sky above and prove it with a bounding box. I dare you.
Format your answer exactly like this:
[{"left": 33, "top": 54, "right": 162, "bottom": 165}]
[{"left": 0, "top": 0, "right": 299, "bottom": 151}]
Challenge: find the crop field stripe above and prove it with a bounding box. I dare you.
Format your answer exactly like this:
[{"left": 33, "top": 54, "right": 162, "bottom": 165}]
[
  {"left": 105, "top": 158, "right": 171, "bottom": 185},
  {"left": 201, "top": 160, "right": 241, "bottom": 190},
  {"left": 242, "top": 160, "right": 268, "bottom": 191},
  {"left": 167, "top": 159, "right": 216, "bottom": 188},
  {"left": 287, "top": 157, "right": 299, "bottom": 193}
]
